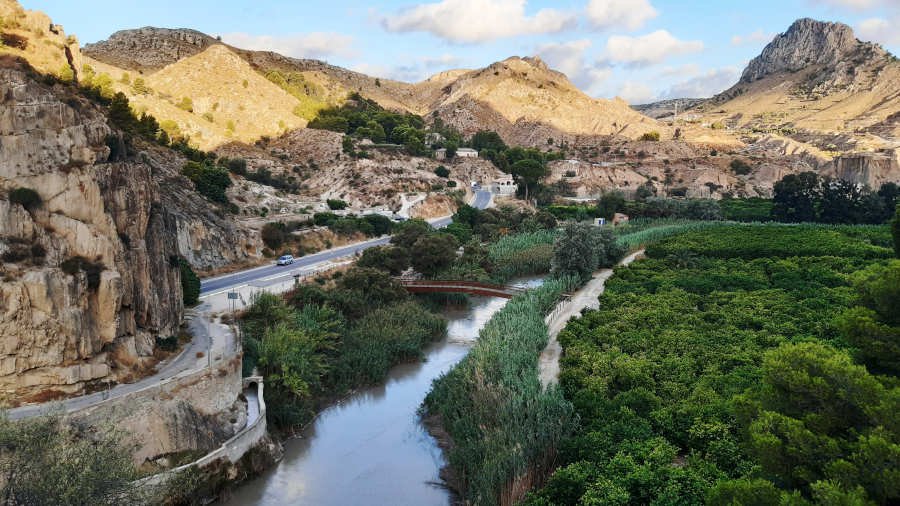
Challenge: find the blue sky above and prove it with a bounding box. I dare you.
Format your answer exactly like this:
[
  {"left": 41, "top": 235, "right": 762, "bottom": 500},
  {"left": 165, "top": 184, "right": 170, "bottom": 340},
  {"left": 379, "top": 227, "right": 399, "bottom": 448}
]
[{"left": 21, "top": 0, "right": 900, "bottom": 103}]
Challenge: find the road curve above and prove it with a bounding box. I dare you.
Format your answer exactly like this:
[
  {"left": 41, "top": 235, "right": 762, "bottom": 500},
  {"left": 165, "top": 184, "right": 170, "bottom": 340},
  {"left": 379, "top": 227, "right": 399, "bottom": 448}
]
[{"left": 202, "top": 190, "right": 494, "bottom": 296}]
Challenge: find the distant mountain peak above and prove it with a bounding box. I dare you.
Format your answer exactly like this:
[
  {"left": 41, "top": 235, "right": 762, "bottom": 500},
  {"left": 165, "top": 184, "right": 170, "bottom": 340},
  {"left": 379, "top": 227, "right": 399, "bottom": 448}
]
[
  {"left": 740, "top": 18, "right": 884, "bottom": 83},
  {"left": 84, "top": 27, "right": 219, "bottom": 72}
]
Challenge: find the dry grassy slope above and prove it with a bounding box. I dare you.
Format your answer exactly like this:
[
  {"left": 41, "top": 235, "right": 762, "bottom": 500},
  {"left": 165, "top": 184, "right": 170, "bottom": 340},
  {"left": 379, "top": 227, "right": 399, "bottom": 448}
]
[
  {"left": 82, "top": 49, "right": 305, "bottom": 151},
  {"left": 0, "top": 0, "right": 81, "bottom": 78},
  {"left": 700, "top": 64, "right": 900, "bottom": 141},
  {"left": 417, "top": 57, "right": 665, "bottom": 143}
]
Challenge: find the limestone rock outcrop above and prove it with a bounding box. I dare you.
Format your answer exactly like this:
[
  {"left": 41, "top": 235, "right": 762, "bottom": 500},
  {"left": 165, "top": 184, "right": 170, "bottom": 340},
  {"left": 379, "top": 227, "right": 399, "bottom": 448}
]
[
  {"left": 0, "top": 54, "right": 256, "bottom": 401},
  {"left": 740, "top": 19, "right": 871, "bottom": 83},
  {"left": 83, "top": 27, "right": 218, "bottom": 73}
]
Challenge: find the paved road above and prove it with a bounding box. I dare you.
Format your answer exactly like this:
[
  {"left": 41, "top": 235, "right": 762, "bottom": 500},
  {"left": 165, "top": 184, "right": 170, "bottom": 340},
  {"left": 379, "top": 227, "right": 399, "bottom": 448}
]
[
  {"left": 201, "top": 190, "right": 494, "bottom": 296},
  {"left": 8, "top": 190, "right": 495, "bottom": 419},
  {"left": 8, "top": 308, "right": 214, "bottom": 420}
]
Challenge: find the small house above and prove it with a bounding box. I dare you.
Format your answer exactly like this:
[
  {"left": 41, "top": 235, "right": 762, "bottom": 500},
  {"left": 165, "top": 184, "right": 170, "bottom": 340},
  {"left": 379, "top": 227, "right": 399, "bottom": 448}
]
[{"left": 492, "top": 174, "right": 518, "bottom": 196}]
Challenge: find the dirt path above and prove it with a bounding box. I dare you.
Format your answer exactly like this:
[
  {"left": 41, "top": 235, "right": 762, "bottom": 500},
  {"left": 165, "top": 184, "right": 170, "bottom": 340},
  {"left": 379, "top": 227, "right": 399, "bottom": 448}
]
[{"left": 539, "top": 250, "right": 645, "bottom": 388}]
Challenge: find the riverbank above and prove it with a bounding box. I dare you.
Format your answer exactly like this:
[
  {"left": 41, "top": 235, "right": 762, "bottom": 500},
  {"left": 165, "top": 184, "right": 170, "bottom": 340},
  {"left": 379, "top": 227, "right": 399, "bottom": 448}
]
[
  {"left": 422, "top": 277, "right": 579, "bottom": 505},
  {"left": 538, "top": 249, "right": 645, "bottom": 388},
  {"left": 220, "top": 290, "right": 528, "bottom": 505}
]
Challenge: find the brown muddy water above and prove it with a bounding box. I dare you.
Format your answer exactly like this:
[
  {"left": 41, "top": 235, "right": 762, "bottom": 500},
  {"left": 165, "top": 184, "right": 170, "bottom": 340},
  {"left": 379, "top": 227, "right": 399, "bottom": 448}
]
[{"left": 221, "top": 279, "right": 542, "bottom": 506}]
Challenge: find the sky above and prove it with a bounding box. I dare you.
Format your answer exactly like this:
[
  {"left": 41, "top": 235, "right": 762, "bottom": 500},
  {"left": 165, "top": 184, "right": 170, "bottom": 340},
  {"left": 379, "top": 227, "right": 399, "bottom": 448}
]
[{"left": 20, "top": 0, "right": 900, "bottom": 104}]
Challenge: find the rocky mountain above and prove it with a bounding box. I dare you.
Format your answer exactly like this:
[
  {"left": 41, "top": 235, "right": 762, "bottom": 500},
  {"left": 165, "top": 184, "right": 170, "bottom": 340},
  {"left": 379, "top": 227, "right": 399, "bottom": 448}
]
[
  {"left": 632, "top": 98, "right": 706, "bottom": 120},
  {"left": 0, "top": 3, "right": 258, "bottom": 401},
  {"left": 83, "top": 27, "right": 219, "bottom": 73},
  {"left": 82, "top": 28, "right": 666, "bottom": 149},
  {"left": 698, "top": 19, "right": 900, "bottom": 151}
]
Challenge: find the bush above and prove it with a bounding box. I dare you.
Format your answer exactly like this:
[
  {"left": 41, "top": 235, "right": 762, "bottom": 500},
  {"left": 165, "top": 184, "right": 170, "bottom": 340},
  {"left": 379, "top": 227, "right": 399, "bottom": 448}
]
[
  {"left": 8, "top": 187, "right": 41, "bottom": 209},
  {"left": 639, "top": 131, "right": 661, "bottom": 142},
  {"left": 181, "top": 161, "right": 232, "bottom": 204},
  {"left": 326, "top": 199, "right": 348, "bottom": 211},
  {"left": 730, "top": 158, "right": 752, "bottom": 175},
  {"left": 179, "top": 258, "right": 200, "bottom": 305},
  {"left": 60, "top": 256, "right": 104, "bottom": 291},
  {"left": 261, "top": 222, "right": 288, "bottom": 250},
  {"left": 434, "top": 166, "right": 450, "bottom": 178}
]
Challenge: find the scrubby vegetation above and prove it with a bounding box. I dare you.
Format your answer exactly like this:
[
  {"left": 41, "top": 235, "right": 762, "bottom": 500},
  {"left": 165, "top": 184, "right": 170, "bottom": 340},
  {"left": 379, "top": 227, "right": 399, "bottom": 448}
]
[
  {"left": 0, "top": 413, "right": 156, "bottom": 505},
  {"left": 423, "top": 276, "right": 580, "bottom": 505},
  {"left": 524, "top": 224, "right": 898, "bottom": 505},
  {"left": 773, "top": 173, "right": 897, "bottom": 224},
  {"left": 179, "top": 258, "right": 200, "bottom": 306},
  {"left": 308, "top": 93, "right": 429, "bottom": 155},
  {"left": 181, "top": 160, "right": 232, "bottom": 206},
  {"left": 8, "top": 187, "right": 41, "bottom": 210},
  {"left": 240, "top": 268, "right": 447, "bottom": 429}
]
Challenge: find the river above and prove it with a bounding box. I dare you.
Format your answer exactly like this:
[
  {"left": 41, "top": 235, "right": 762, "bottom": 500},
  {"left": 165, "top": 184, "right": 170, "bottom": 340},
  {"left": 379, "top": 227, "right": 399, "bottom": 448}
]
[{"left": 222, "top": 280, "right": 541, "bottom": 505}]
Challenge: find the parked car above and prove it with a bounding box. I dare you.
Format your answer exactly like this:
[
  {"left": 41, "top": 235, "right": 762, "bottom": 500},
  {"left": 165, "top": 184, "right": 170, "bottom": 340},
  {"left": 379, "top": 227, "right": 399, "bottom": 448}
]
[{"left": 276, "top": 254, "right": 294, "bottom": 266}]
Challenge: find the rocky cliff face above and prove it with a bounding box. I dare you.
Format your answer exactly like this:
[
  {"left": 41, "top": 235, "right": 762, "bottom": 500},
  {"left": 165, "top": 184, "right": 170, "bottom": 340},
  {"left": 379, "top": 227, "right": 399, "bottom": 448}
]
[
  {"left": 83, "top": 27, "right": 218, "bottom": 73},
  {"left": 0, "top": 57, "right": 183, "bottom": 401},
  {"left": 823, "top": 150, "right": 900, "bottom": 189},
  {"left": 740, "top": 19, "right": 871, "bottom": 83}
]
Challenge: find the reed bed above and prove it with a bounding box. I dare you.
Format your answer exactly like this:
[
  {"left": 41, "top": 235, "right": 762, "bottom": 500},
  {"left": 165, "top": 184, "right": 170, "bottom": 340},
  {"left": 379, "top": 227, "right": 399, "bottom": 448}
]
[{"left": 423, "top": 276, "right": 580, "bottom": 505}]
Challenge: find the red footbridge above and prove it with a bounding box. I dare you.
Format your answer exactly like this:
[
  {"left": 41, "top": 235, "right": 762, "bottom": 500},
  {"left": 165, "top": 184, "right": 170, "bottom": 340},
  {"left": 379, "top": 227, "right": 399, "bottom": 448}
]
[{"left": 397, "top": 279, "right": 526, "bottom": 299}]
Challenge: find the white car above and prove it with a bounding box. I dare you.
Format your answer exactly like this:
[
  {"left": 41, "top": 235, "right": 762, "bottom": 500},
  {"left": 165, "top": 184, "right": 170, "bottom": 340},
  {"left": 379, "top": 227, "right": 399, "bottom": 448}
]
[{"left": 276, "top": 255, "right": 294, "bottom": 266}]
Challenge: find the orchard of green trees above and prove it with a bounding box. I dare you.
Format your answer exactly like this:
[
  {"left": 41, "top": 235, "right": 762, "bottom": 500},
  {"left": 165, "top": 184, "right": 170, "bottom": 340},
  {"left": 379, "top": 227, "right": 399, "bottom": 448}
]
[{"left": 524, "top": 224, "right": 899, "bottom": 506}]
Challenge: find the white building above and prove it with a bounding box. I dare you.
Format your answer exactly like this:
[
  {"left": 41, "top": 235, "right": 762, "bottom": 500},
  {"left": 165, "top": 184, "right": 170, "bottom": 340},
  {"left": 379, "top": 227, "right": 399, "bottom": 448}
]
[
  {"left": 492, "top": 174, "right": 518, "bottom": 196},
  {"left": 435, "top": 147, "right": 479, "bottom": 160}
]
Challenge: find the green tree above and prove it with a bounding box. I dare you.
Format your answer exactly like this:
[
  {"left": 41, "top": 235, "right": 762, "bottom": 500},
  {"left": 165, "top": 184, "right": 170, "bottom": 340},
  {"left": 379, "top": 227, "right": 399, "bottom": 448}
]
[
  {"left": 551, "top": 222, "right": 599, "bottom": 281},
  {"left": 851, "top": 260, "right": 900, "bottom": 325},
  {"left": 391, "top": 219, "right": 432, "bottom": 250},
  {"left": 772, "top": 172, "right": 820, "bottom": 223},
  {"left": 179, "top": 258, "right": 200, "bottom": 305},
  {"left": 357, "top": 246, "right": 410, "bottom": 275},
  {"left": 0, "top": 414, "right": 154, "bottom": 505},
  {"left": 411, "top": 233, "right": 459, "bottom": 276},
  {"left": 434, "top": 166, "right": 450, "bottom": 178},
  {"left": 596, "top": 191, "right": 626, "bottom": 220},
  {"left": 511, "top": 158, "right": 549, "bottom": 202},
  {"left": 261, "top": 222, "right": 287, "bottom": 250},
  {"left": 471, "top": 130, "right": 507, "bottom": 153}
]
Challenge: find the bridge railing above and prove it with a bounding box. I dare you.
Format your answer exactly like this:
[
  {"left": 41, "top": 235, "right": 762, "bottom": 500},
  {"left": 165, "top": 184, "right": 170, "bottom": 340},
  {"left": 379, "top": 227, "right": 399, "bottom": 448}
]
[{"left": 397, "top": 279, "right": 526, "bottom": 292}]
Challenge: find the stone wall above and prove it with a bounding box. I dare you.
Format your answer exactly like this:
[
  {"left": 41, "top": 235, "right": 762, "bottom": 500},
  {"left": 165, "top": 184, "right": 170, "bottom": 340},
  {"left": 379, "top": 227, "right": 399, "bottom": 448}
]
[{"left": 71, "top": 356, "right": 244, "bottom": 466}]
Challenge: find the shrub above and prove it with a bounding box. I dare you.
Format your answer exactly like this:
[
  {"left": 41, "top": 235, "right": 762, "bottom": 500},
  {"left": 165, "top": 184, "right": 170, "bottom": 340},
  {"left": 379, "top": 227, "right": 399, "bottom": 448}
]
[
  {"left": 730, "top": 158, "right": 752, "bottom": 175},
  {"left": 1, "top": 32, "right": 27, "bottom": 50},
  {"left": 60, "top": 256, "right": 104, "bottom": 291},
  {"left": 179, "top": 258, "right": 200, "bottom": 305},
  {"left": 176, "top": 96, "right": 193, "bottom": 112},
  {"left": 639, "top": 131, "right": 661, "bottom": 142},
  {"left": 326, "top": 199, "right": 348, "bottom": 211},
  {"left": 261, "top": 222, "right": 287, "bottom": 250},
  {"left": 8, "top": 187, "right": 41, "bottom": 209},
  {"left": 434, "top": 166, "right": 450, "bottom": 178}
]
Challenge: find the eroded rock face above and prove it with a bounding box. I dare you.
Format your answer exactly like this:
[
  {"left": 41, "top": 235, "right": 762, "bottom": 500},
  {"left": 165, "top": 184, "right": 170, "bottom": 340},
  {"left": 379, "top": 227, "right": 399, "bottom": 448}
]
[
  {"left": 824, "top": 150, "right": 900, "bottom": 189},
  {"left": 0, "top": 62, "right": 183, "bottom": 401},
  {"left": 83, "top": 27, "right": 218, "bottom": 73},
  {"left": 741, "top": 19, "right": 866, "bottom": 82}
]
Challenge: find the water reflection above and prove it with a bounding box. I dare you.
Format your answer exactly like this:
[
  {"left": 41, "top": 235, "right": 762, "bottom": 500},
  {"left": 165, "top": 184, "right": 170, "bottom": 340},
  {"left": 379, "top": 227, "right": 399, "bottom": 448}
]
[{"left": 220, "top": 283, "right": 540, "bottom": 506}]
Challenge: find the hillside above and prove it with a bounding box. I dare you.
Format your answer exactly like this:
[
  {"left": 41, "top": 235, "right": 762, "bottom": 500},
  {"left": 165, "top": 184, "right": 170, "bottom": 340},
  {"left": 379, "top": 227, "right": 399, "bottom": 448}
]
[
  {"left": 84, "top": 28, "right": 667, "bottom": 148},
  {"left": 696, "top": 18, "right": 900, "bottom": 151}
]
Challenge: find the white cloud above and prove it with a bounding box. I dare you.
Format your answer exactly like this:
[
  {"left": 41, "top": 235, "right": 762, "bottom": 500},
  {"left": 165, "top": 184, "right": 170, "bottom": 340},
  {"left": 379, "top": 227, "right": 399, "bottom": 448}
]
[
  {"left": 657, "top": 64, "right": 700, "bottom": 78},
  {"left": 536, "top": 39, "right": 592, "bottom": 78},
  {"left": 381, "top": 0, "right": 574, "bottom": 43},
  {"left": 535, "top": 39, "right": 612, "bottom": 95},
  {"left": 615, "top": 81, "right": 656, "bottom": 104},
  {"left": 222, "top": 32, "right": 355, "bottom": 60},
  {"left": 657, "top": 67, "right": 740, "bottom": 100},
  {"left": 586, "top": 0, "right": 658, "bottom": 31},
  {"left": 731, "top": 30, "right": 774, "bottom": 46},
  {"left": 602, "top": 30, "right": 704, "bottom": 67},
  {"left": 857, "top": 16, "right": 900, "bottom": 46}
]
